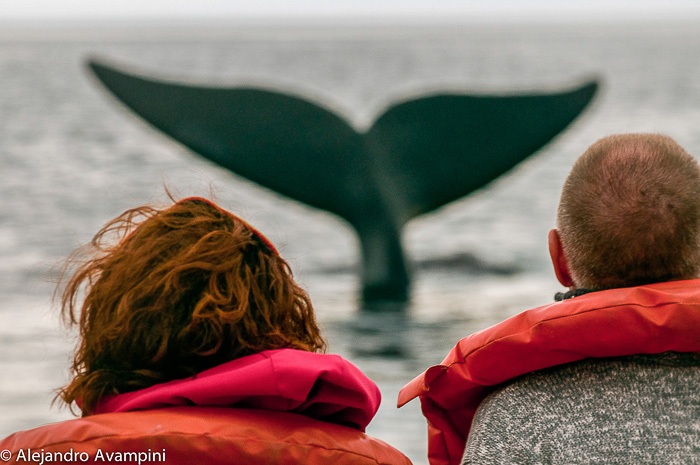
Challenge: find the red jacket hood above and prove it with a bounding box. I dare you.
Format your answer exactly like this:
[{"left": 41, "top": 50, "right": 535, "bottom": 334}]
[{"left": 94, "top": 349, "right": 380, "bottom": 432}]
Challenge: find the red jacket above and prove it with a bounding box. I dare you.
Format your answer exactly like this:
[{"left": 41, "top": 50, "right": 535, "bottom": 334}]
[
  {"left": 398, "top": 280, "right": 700, "bottom": 465},
  {"left": 2, "top": 349, "right": 412, "bottom": 465}
]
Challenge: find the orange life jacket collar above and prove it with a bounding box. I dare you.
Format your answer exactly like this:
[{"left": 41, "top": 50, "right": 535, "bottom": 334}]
[
  {"left": 2, "top": 350, "right": 412, "bottom": 465},
  {"left": 398, "top": 279, "right": 700, "bottom": 465}
]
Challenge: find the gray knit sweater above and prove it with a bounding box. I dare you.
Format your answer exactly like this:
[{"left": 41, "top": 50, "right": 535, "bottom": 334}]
[{"left": 462, "top": 352, "right": 700, "bottom": 464}]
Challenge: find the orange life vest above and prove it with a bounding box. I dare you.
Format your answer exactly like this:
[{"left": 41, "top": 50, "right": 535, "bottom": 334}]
[
  {"left": 398, "top": 279, "right": 700, "bottom": 465},
  {"left": 0, "top": 407, "right": 411, "bottom": 465},
  {"left": 1, "top": 350, "right": 412, "bottom": 464}
]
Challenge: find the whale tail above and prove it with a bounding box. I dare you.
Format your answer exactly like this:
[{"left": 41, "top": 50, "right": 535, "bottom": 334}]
[{"left": 87, "top": 58, "right": 598, "bottom": 304}]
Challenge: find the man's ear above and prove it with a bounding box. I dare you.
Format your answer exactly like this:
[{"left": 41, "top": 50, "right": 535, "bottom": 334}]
[{"left": 548, "top": 229, "right": 574, "bottom": 288}]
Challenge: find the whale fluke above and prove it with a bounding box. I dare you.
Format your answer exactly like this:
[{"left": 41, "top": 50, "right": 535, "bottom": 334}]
[{"left": 87, "top": 58, "right": 598, "bottom": 305}]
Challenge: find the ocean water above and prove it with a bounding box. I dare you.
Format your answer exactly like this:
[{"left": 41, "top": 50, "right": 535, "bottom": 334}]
[{"left": 2, "top": 19, "right": 700, "bottom": 464}]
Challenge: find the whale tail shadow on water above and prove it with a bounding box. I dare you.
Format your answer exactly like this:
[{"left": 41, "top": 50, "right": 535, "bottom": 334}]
[{"left": 87, "top": 58, "right": 598, "bottom": 307}]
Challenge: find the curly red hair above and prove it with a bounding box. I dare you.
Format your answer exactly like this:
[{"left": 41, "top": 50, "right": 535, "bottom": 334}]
[{"left": 57, "top": 197, "right": 325, "bottom": 415}]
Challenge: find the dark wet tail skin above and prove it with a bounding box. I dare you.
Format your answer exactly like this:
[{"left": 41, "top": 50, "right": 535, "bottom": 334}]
[{"left": 87, "top": 58, "right": 598, "bottom": 306}]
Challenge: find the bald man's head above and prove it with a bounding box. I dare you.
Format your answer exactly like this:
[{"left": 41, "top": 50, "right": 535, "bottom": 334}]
[{"left": 557, "top": 133, "right": 700, "bottom": 290}]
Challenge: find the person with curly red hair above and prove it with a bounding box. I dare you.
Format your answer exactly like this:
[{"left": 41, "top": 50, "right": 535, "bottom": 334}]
[{"left": 2, "top": 197, "right": 411, "bottom": 465}]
